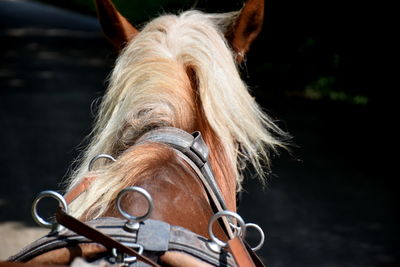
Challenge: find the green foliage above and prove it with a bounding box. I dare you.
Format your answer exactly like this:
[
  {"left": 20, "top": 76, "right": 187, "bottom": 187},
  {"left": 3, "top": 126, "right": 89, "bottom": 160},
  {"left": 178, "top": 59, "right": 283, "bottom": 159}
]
[{"left": 305, "top": 76, "right": 368, "bottom": 105}]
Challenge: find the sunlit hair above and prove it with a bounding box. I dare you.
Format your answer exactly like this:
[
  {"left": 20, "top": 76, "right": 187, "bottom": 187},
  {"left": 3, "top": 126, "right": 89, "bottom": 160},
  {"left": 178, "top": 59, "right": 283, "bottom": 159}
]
[{"left": 66, "top": 10, "right": 288, "bottom": 218}]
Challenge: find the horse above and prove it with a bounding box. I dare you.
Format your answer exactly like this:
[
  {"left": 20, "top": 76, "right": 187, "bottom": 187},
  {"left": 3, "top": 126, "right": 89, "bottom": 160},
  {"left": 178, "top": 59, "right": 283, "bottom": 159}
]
[{"left": 5, "top": 0, "right": 288, "bottom": 265}]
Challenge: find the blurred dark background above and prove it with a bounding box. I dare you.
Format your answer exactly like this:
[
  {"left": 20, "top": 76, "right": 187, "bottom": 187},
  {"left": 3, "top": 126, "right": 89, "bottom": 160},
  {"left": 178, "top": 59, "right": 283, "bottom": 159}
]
[{"left": 0, "top": 0, "right": 395, "bottom": 266}]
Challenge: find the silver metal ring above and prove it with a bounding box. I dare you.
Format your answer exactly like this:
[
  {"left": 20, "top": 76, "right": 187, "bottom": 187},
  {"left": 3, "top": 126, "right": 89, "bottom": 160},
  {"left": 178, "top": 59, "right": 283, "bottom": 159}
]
[
  {"left": 31, "top": 190, "right": 68, "bottom": 229},
  {"left": 117, "top": 187, "right": 154, "bottom": 223},
  {"left": 88, "top": 154, "right": 116, "bottom": 171},
  {"left": 245, "top": 223, "right": 265, "bottom": 251},
  {"left": 208, "top": 210, "right": 246, "bottom": 247}
]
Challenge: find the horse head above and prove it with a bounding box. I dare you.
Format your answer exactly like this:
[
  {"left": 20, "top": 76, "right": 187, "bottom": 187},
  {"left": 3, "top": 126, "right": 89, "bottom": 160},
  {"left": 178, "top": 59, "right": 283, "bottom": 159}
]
[{"left": 63, "top": 0, "right": 287, "bottom": 239}]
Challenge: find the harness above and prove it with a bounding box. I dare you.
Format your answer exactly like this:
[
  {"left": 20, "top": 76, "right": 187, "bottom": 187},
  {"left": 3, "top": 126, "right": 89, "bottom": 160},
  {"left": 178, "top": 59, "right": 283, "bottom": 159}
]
[
  {"left": 136, "top": 127, "right": 228, "bottom": 213},
  {"left": 7, "top": 127, "right": 265, "bottom": 267}
]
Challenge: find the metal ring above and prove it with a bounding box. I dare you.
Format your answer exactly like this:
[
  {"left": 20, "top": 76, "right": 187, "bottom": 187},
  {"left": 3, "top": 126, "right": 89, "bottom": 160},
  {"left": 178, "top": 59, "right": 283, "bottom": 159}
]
[
  {"left": 31, "top": 190, "right": 68, "bottom": 229},
  {"left": 116, "top": 187, "right": 154, "bottom": 223},
  {"left": 245, "top": 223, "right": 265, "bottom": 251},
  {"left": 208, "top": 210, "right": 246, "bottom": 248},
  {"left": 88, "top": 154, "right": 116, "bottom": 171}
]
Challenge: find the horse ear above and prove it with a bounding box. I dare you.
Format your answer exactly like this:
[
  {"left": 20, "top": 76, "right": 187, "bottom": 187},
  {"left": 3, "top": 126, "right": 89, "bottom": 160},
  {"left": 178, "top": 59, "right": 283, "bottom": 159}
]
[
  {"left": 226, "top": 0, "right": 264, "bottom": 62},
  {"left": 94, "top": 0, "right": 139, "bottom": 50}
]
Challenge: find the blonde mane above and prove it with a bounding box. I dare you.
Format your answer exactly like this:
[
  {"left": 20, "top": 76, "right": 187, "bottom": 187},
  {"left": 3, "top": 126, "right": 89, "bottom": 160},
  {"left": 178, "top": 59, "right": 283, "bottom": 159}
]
[{"left": 66, "top": 10, "right": 287, "bottom": 219}]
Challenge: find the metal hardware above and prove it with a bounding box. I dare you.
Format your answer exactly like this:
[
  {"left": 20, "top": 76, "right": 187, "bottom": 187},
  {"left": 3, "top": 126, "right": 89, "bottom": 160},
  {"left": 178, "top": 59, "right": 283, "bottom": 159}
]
[
  {"left": 111, "top": 243, "right": 144, "bottom": 264},
  {"left": 206, "top": 240, "right": 222, "bottom": 253},
  {"left": 245, "top": 223, "right": 265, "bottom": 251},
  {"left": 229, "top": 221, "right": 242, "bottom": 237},
  {"left": 88, "top": 154, "right": 116, "bottom": 171},
  {"left": 116, "top": 186, "right": 154, "bottom": 232},
  {"left": 31, "top": 190, "right": 68, "bottom": 231},
  {"left": 207, "top": 210, "right": 246, "bottom": 251}
]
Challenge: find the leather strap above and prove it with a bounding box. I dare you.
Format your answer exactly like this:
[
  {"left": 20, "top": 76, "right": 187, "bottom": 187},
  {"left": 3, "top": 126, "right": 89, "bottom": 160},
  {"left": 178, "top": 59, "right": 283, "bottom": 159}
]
[
  {"left": 228, "top": 238, "right": 266, "bottom": 267},
  {"left": 10, "top": 216, "right": 237, "bottom": 266},
  {"left": 243, "top": 242, "right": 265, "bottom": 267},
  {"left": 55, "top": 207, "right": 160, "bottom": 267},
  {"left": 228, "top": 237, "right": 255, "bottom": 267},
  {"left": 136, "top": 127, "right": 235, "bottom": 239},
  {"left": 64, "top": 176, "right": 96, "bottom": 204},
  {"left": 174, "top": 150, "right": 234, "bottom": 239},
  {"left": 136, "top": 127, "right": 228, "bottom": 211}
]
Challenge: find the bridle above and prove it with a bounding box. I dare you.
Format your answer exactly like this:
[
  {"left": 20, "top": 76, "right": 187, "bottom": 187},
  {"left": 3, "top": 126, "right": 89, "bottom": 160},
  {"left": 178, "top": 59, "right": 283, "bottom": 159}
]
[{"left": 8, "top": 127, "right": 265, "bottom": 266}]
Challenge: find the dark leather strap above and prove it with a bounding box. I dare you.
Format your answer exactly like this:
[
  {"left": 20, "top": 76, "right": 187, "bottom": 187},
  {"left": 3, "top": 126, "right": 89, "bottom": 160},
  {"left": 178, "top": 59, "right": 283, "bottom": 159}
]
[{"left": 55, "top": 207, "right": 160, "bottom": 267}]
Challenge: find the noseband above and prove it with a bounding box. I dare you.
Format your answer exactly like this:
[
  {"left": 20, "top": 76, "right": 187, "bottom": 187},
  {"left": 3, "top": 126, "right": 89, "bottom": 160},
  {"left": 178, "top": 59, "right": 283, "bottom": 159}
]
[{"left": 7, "top": 127, "right": 265, "bottom": 267}]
